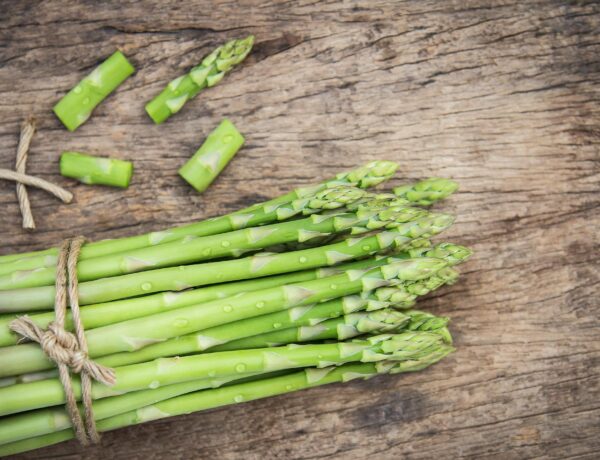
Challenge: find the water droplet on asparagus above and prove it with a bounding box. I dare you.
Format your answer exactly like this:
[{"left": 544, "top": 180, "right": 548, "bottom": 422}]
[
  {"left": 256, "top": 301, "right": 265, "bottom": 309},
  {"left": 83, "top": 97, "right": 90, "bottom": 105},
  {"left": 173, "top": 318, "right": 188, "bottom": 328},
  {"left": 235, "top": 363, "right": 246, "bottom": 373},
  {"left": 221, "top": 241, "right": 231, "bottom": 247},
  {"left": 330, "top": 284, "right": 338, "bottom": 290},
  {"left": 141, "top": 282, "right": 152, "bottom": 291},
  {"left": 202, "top": 248, "right": 212, "bottom": 256},
  {"left": 299, "top": 256, "right": 307, "bottom": 263},
  {"left": 223, "top": 305, "right": 233, "bottom": 312},
  {"left": 273, "top": 322, "right": 282, "bottom": 329},
  {"left": 234, "top": 394, "right": 244, "bottom": 402},
  {"left": 223, "top": 134, "right": 234, "bottom": 143},
  {"left": 73, "top": 86, "right": 82, "bottom": 94},
  {"left": 148, "top": 380, "right": 160, "bottom": 389},
  {"left": 362, "top": 245, "right": 371, "bottom": 251},
  {"left": 208, "top": 370, "right": 216, "bottom": 377}
]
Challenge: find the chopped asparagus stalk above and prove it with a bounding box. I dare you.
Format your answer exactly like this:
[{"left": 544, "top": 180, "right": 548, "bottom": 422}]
[
  {"left": 179, "top": 119, "right": 245, "bottom": 193},
  {"left": 53, "top": 51, "right": 134, "bottom": 131},
  {"left": 59, "top": 152, "right": 133, "bottom": 188},
  {"left": 145, "top": 36, "right": 254, "bottom": 124}
]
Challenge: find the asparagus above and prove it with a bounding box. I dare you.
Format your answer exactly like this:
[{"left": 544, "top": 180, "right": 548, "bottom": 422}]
[
  {"left": 0, "top": 184, "right": 365, "bottom": 279},
  {"left": 59, "top": 152, "right": 133, "bottom": 188},
  {"left": 90, "top": 289, "right": 409, "bottom": 369},
  {"left": 0, "top": 213, "right": 453, "bottom": 311},
  {"left": 0, "top": 310, "right": 452, "bottom": 445},
  {"left": 236, "top": 160, "right": 399, "bottom": 215},
  {"left": 53, "top": 51, "right": 135, "bottom": 131},
  {"left": 0, "top": 256, "right": 448, "bottom": 376},
  {"left": 0, "top": 346, "right": 453, "bottom": 456},
  {"left": 0, "top": 161, "right": 396, "bottom": 271},
  {"left": 0, "top": 331, "right": 447, "bottom": 416},
  {"left": 0, "top": 255, "right": 391, "bottom": 347},
  {"left": 145, "top": 36, "right": 254, "bottom": 124},
  {"left": 179, "top": 119, "right": 245, "bottom": 193},
  {"left": 6, "top": 203, "right": 432, "bottom": 289},
  {"left": 0, "top": 372, "right": 271, "bottom": 446},
  {"left": 394, "top": 178, "right": 459, "bottom": 206},
  {"left": 213, "top": 309, "right": 409, "bottom": 351}
]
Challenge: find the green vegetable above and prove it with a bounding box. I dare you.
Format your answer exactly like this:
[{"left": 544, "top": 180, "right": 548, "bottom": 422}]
[
  {"left": 0, "top": 331, "right": 448, "bottom": 416},
  {"left": 53, "top": 51, "right": 134, "bottom": 131},
  {"left": 0, "top": 161, "right": 397, "bottom": 273},
  {"left": 0, "top": 346, "right": 453, "bottom": 455},
  {"left": 0, "top": 255, "right": 389, "bottom": 347},
  {"left": 0, "top": 213, "right": 454, "bottom": 312},
  {"left": 394, "top": 177, "right": 459, "bottom": 206},
  {"left": 0, "top": 186, "right": 369, "bottom": 290},
  {"left": 0, "top": 256, "right": 448, "bottom": 376},
  {"left": 59, "top": 152, "right": 133, "bottom": 188},
  {"left": 179, "top": 119, "right": 245, "bottom": 193},
  {"left": 145, "top": 36, "right": 254, "bottom": 124}
]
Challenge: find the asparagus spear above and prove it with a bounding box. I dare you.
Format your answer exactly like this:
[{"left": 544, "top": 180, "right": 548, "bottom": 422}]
[
  {"left": 0, "top": 256, "right": 448, "bottom": 376},
  {"left": 0, "top": 331, "right": 447, "bottom": 416},
  {"left": 236, "top": 160, "right": 399, "bottom": 215},
  {"left": 214, "top": 309, "right": 410, "bottom": 351},
  {"left": 53, "top": 50, "right": 134, "bottom": 131},
  {"left": 0, "top": 255, "right": 391, "bottom": 347},
  {"left": 0, "top": 310, "right": 453, "bottom": 445},
  {"left": 145, "top": 36, "right": 254, "bottom": 124},
  {"left": 0, "top": 213, "right": 453, "bottom": 311},
  {"left": 90, "top": 290, "right": 408, "bottom": 369},
  {"left": 394, "top": 178, "right": 459, "bottom": 206},
  {"left": 179, "top": 119, "right": 244, "bottom": 193},
  {"left": 0, "top": 198, "right": 430, "bottom": 290},
  {"left": 59, "top": 152, "right": 133, "bottom": 188},
  {"left": 0, "top": 345, "right": 453, "bottom": 455},
  {"left": 0, "top": 161, "right": 397, "bottom": 271},
  {"left": 0, "top": 184, "right": 365, "bottom": 279}
]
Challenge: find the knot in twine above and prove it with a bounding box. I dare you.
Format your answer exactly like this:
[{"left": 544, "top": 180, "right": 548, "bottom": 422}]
[{"left": 9, "top": 237, "right": 115, "bottom": 445}]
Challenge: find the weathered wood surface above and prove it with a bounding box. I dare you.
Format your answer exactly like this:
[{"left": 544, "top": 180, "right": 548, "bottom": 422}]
[{"left": 1, "top": 0, "right": 599, "bottom": 458}]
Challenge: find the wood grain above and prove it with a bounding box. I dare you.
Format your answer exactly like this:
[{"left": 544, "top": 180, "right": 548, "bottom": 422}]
[{"left": 1, "top": 0, "right": 599, "bottom": 459}]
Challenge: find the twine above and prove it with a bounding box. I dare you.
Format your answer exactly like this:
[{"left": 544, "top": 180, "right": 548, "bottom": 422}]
[
  {"left": 2, "top": 118, "right": 73, "bottom": 229},
  {"left": 15, "top": 117, "right": 36, "bottom": 229},
  {"left": 9, "top": 237, "right": 115, "bottom": 445}
]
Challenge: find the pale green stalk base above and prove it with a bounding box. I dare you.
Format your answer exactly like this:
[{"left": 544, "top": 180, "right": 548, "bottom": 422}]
[{"left": 60, "top": 152, "right": 133, "bottom": 188}]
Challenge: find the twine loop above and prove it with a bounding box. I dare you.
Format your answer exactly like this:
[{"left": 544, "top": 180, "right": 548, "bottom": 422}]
[{"left": 9, "top": 237, "right": 115, "bottom": 445}]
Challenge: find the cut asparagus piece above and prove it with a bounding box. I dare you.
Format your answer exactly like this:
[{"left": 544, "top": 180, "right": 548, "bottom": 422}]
[
  {"left": 394, "top": 177, "right": 459, "bottom": 206},
  {"left": 0, "top": 256, "right": 448, "bottom": 376},
  {"left": 0, "top": 331, "right": 448, "bottom": 416},
  {"left": 53, "top": 51, "right": 134, "bottom": 131},
  {"left": 0, "top": 161, "right": 396, "bottom": 270},
  {"left": 145, "top": 36, "right": 254, "bottom": 124},
  {"left": 59, "top": 152, "right": 133, "bottom": 188},
  {"left": 179, "top": 119, "right": 244, "bottom": 193},
  {"left": 0, "top": 213, "right": 453, "bottom": 312}
]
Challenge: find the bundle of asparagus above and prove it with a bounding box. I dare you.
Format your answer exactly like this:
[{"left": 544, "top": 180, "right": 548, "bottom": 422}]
[{"left": 0, "top": 161, "right": 470, "bottom": 456}]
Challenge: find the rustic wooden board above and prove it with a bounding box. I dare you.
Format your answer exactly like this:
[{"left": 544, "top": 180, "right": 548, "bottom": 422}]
[{"left": 1, "top": 0, "right": 599, "bottom": 458}]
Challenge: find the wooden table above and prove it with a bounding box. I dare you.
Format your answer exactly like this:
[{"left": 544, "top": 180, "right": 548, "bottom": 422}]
[{"left": 1, "top": 1, "right": 599, "bottom": 458}]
